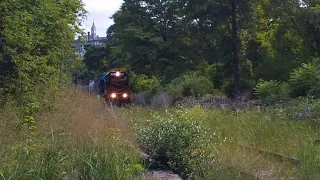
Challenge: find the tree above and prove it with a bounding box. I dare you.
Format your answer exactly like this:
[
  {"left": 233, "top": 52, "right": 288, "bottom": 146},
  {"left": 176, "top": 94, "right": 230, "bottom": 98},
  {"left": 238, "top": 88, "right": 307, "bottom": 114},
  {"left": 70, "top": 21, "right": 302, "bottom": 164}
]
[
  {"left": 102, "top": 0, "right": 320, "bottom": 98},
  {"left": 83, "top": 46, "right": 110, "bottom": 72},
  {"left": 231, "top": 0, "right": 240, "bottom": 96},
  {"left": 0, "top": 0, "right": 86, "bottom": 107}
]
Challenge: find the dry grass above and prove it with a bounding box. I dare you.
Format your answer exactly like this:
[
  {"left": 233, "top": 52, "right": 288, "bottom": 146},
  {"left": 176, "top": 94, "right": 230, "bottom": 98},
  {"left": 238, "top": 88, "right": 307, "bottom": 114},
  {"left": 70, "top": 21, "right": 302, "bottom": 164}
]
[
  {"left": 36, "top": 88, "right": 136, "bottom": 146},
  {"left": 216, "top": 144, "right": 299, "bottom": 180},
  {"left": 0, "top": 87, "right": 144, "bottom": 179},
  {"left": 186, "top": 106, "right": 320, "bottom": 179},
  {"left": 127, "top": 105, "right": 320, "bottom": 179},
  {"left": 0, "top": 101, "right": 22, "bottom": 156},
  {"left": 2, "top": 88, "right": 319, "bottom": 179}
]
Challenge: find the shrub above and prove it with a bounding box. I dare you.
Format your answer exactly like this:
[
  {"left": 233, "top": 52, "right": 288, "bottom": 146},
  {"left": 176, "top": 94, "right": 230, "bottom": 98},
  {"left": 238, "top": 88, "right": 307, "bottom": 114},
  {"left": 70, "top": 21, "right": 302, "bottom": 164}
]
[
  {"left": 308, "top": 82, "right": 320, "bottom": 98},
  {"left": 129, "top": 73, "right": 161, "bottom": 94},
  {"left": 165, "top": 71, "right": 214, "bottom": 100},
  {"left": 254, "top": 80, "right": 291, "bottom": 104},
  {"left": 197, "top": 61, "right": 225, "bottom": 89},
  {"left": 220, "top": 77, "right": 234, "bottom": 97},
  {"left": 220, "top": 77, "right": 256, "bottom": 98},
  {"left": 135, "top": 109, "right": 216, "bottom": 179},
  {"left": 289, "top": 62, "right": 320, "bottom": 98}
]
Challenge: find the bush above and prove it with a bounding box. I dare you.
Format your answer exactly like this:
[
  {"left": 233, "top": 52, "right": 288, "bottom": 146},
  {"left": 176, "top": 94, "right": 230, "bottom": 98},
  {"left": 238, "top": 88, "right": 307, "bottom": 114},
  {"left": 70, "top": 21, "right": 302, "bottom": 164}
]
[
  {"left": 197, "top": 61, "right": 225, "bottom": 89},
  {"left": 221, "top": 77, "right": 256, "bottom": 98},
  {"left": 129, "top": 73, "right": 161, "bottom": 94},
  {"left": 289, "top": 62, "right": 320, "bottom": 98},
  {"left": 254, "top": 80, "right": 291, "bottom": 104},
  {"left": 166, "top": 71, "right": 214, "bottom": 100},
  {"left": 135, "top": 109, "right": 216, "bottom": 179}
]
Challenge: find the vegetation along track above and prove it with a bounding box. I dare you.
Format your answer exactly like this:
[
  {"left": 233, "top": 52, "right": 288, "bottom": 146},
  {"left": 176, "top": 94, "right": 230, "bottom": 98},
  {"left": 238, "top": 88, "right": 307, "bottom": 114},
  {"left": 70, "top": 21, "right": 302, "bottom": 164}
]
[
  {"left": 2, "top": 0, "right": 320, "bottom": 179},
  {"left": 239, "top": 144, "right": 320, "bottom": 167}
]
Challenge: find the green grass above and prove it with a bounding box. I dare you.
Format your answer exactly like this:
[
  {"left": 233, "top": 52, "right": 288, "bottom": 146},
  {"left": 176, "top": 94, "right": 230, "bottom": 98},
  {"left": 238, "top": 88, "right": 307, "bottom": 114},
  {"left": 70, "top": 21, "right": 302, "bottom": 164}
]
[
  {"left": 0, "top": 89, "right": 145, "bottom": 180},
  {"left": 0, "top": 138, "right": 143, "bottom": 179},
  {"left": 1, "top": 88, "right": 320, "bottom": 179},
  {"left": 126, "top": 105, "right": 320, "bottom": 179}
]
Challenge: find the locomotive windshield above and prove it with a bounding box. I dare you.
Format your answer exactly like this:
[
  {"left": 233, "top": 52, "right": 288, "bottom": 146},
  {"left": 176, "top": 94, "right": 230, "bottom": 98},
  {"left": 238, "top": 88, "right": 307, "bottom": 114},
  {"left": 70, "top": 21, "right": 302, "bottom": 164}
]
[
  {"left": 105, "top": 71, "right": 129, "bottom": 88},
  {"left": 110, "top": 71, "right": 128, "bottom": 81}
]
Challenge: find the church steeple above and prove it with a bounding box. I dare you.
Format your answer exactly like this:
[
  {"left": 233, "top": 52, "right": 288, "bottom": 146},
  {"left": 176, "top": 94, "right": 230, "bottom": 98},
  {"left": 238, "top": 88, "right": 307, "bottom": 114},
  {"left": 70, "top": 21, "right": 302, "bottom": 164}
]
[{"left": 91, "top": 19, "right": 96, "bottom": 40}]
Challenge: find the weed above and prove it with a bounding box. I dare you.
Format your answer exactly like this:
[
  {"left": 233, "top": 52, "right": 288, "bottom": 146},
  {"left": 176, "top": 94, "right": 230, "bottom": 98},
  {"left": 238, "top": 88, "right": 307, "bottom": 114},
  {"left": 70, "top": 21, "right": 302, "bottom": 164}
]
[{"left": 0, "top": 87, "right": 145, "bottom": 179}]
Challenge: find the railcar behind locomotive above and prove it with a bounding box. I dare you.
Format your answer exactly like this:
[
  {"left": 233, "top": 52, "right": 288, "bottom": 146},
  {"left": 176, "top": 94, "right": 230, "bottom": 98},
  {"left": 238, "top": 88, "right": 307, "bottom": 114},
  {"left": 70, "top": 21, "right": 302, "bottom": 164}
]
[{"left": 89, "top": 70, "right": 131, "bottom": 105}]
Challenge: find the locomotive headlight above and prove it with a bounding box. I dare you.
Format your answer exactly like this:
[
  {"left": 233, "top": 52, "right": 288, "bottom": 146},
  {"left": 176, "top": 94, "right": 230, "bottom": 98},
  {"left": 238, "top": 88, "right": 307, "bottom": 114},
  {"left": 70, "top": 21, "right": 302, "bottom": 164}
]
[
  {"left": 115, "top": 71, "right": 120, "bottom": 76},
  {"left": 122, "top": 93, "right": 128, "bottom": 98},
  {"left": 111, "top": 93, "right": 117, "bottom": 98}
]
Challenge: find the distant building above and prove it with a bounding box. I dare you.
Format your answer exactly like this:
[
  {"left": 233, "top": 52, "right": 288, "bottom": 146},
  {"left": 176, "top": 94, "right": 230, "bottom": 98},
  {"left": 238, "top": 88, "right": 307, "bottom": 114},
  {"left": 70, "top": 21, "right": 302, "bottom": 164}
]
[{"left": 73, "top": 21, "right": 107, "bottom": 57}]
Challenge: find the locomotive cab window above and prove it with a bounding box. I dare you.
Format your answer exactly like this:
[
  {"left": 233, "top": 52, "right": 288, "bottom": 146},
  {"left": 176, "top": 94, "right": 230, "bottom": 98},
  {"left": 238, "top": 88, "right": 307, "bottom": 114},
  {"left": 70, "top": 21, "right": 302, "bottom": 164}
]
[{"left": 110, "top": 72, "right": 128, "bottom": 81}]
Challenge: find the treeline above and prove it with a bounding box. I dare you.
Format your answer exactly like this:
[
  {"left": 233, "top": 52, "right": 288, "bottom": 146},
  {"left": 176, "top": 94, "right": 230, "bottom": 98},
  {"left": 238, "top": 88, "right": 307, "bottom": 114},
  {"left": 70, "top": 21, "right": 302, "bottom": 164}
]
[
  {"left": 0, "top": 0, "right": 86, "bottom": 110},
  {"left": 83, "top": 0, "right": 320, "bottom": 102}
]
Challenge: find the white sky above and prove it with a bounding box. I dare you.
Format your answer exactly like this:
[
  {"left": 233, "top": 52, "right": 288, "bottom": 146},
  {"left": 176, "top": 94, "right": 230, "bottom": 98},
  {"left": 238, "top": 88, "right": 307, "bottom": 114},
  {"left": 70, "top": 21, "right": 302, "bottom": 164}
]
[{"left": 80, "top": 0, "right": 124, "bottom": 37}]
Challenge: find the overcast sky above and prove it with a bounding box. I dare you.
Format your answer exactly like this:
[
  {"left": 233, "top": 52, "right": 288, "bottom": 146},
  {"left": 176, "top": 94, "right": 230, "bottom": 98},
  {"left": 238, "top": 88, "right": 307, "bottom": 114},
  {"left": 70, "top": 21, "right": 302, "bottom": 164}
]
[{"left": 80, "top": 0, "right": 124, "bottom": 37}]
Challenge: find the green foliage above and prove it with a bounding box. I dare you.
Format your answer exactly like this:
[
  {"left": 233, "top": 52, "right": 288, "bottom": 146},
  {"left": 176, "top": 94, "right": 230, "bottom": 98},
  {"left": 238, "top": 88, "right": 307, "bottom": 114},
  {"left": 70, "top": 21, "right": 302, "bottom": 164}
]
[
  {"left": 298, "top": 144, "right": 319, "bottom": 180},
  {"left": 0, "top": 0, "right": 86, "bottom": 112},
  {"left": 289, "top": 62, "right": 320, "bottom": 98},
  {"left": 135, "top": 109, "right": 216, "bottom": 179},
  {"left": 69, "top": 57, "right": 95, "bottom": 84},
  {"left": 105, "top": 0, "right": 258, "bottom": 93},
  {"left": 254, "top": 80, "right": 291, "bottom": 104},
  {"left": 129, "top": 72, "right": 161, "bottom": 94},
  {"left": 166, "top": 71, "right": 214, "bottom": 99},
  {"left": 77, "top": 0, "right": 320, "bottom": 98},
  {"left": 70, "top": 137, "right": 144, "bottom": 179},
  {"left": 83, "top": 46, "right": 109, "bottom": 73},
  {"left": 130, "top": 105, "right": 320, "bottom": 179},
  {"left": 197, "top": 61, "right": 226, "bottom": 89},
  {"left": 0, "top": 137, "right": 144, "bottom": 179},
  {"left": 0, "top": 89, "right": 145, "bottom": 180},
  {"left": 218, "top": 77, "right": 256, "bottom": 98}
]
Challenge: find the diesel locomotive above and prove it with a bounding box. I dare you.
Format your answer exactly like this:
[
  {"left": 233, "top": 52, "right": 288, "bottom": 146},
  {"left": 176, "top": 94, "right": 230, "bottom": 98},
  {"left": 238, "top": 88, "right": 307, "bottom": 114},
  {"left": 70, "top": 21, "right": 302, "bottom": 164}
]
[{"left": 89, "top": 70, "right": 131, "bottom": 104}]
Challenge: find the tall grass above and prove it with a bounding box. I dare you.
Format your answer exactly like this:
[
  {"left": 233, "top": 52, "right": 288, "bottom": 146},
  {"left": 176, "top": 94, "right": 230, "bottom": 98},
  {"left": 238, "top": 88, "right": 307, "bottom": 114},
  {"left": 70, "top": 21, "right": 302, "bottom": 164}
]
[
  {"left": 0, "top": 87, "right": 145, "bottom": 179},
  {"left": 128, "top": 107, "right": 258, "bottom": 179},
  {"left": 187, "top": 106, "right": 320, "bottom": 179},
  {"left": 2, "top": 87, "right": 319, "bottom": 179},
  {"left": 127, "top": 104, "right": 320, "bottom": 179}
]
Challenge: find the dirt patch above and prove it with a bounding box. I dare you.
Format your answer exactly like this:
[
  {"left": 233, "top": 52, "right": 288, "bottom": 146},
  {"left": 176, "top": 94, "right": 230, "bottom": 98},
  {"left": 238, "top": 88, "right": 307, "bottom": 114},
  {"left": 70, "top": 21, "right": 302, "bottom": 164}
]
[{"left": 143, "top": 170, "right": 182, "bottom": 180}]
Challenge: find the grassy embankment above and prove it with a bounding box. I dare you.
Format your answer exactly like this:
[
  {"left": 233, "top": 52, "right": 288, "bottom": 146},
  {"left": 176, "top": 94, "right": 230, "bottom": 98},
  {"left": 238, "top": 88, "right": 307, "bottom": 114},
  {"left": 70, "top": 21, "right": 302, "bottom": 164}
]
[
  {"left": 1, "top": 87, "right": 319, "bottom": 179},
  {"left": 0, "top": 88, "right": 145, "bottom": 179},
  {"left": 126, "top": 101, "right": 320, "bottom": 179}
]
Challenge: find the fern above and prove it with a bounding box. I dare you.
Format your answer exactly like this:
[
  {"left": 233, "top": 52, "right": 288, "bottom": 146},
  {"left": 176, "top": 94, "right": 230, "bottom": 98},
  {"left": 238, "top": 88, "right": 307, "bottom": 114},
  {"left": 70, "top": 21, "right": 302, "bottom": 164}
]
[
  {"left": 254, "top": 80, "right": 291, "bottom": 104},
  {"left": 289, "top": 63, "right": 320, "bottom": 98}
]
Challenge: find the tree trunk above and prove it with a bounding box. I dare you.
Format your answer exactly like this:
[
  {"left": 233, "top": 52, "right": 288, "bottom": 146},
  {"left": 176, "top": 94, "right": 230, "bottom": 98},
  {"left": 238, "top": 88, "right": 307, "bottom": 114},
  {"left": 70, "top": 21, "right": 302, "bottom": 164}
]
[{"left": 231, "top": 0, "right": 240, "bottom": 97}]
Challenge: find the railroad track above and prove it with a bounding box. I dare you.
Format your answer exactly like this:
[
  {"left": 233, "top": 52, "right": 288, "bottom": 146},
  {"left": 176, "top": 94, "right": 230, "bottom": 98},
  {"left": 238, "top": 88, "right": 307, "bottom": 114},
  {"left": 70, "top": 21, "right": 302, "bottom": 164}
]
[
  {"left": 238, "top": 143, "right": 320, "bottom": 168},
  {"left": 228, "top": 141, "right": 320, "bottom": 179}
]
